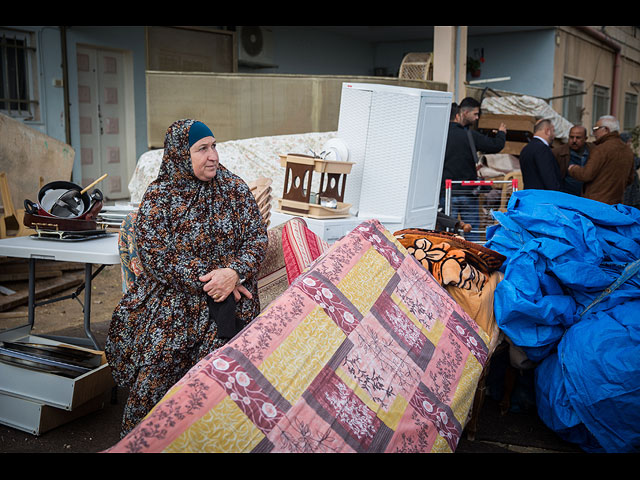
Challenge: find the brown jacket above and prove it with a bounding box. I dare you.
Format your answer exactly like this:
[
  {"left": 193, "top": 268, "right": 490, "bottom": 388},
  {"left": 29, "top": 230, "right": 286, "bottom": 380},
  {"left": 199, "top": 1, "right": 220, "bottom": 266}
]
[{"left": 568, "top": 131, "right": 635, "bottom": 205}]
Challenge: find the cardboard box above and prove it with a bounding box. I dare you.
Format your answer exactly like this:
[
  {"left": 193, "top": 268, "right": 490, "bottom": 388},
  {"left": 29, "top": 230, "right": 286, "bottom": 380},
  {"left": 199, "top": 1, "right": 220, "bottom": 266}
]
[{"left": 477, "top": 113, "right": 536, "bottom": 156}]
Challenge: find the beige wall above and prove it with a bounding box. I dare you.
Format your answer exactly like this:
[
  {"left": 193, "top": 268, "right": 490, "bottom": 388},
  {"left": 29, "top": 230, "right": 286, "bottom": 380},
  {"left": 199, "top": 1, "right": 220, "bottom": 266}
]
[
  {"left": 620, "top": 56, "right": 640, "bottom": 128},
  {"left": 553, "top": 27, "right": 640, "bottom": 132},
  {"left": 433, "top": 26, "right": 467, "bottom": 102},
  {"left": 0, "top": 113, "right": 75, "bottom": 216},
  {"left": 145, "top": 72, "right": 447, "bottom": 147}
]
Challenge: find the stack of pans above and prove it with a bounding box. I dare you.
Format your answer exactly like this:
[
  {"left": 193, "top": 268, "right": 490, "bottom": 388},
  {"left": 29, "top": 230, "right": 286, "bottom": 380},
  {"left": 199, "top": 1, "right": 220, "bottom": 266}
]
[
  {"left": 23, "top": 179, "right": 107, "bottom": 240},
  {"left": 0, "top": 341, "right": 103, "bottom": 378}
]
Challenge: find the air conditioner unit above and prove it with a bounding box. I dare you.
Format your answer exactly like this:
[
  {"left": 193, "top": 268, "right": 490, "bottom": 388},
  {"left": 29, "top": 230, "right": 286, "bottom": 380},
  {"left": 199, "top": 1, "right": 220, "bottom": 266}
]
[
  {"left": 238, "top": 26, "right": 275, "bottom": 67},
  {"left": 336, "top": 82, "right": 452, "bottom": 232}
]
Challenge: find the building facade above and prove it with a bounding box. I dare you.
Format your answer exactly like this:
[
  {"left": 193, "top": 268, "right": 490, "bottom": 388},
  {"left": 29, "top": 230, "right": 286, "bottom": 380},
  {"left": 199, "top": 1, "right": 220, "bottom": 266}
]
[{"left": 1, "top": 25, "right": 638, "bottom": 199}]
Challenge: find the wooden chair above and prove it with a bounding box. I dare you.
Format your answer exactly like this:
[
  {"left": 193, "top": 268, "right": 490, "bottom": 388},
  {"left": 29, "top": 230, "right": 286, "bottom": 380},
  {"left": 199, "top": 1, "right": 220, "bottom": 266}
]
[
  {"left": 399, "top": 52, "right": 433, "bottom": 81},
  {"left": 499, "top": 170, "right": 523, "bottom": 212},
  {"left": 0, "top": 172, "right": 32, "bottom": 238},
  {"left": 247, "top": 176, "right": 273, "bottom": 227}
]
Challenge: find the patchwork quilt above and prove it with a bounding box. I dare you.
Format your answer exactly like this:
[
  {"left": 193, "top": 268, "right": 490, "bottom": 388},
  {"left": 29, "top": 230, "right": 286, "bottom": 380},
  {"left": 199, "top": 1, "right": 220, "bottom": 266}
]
[{"left": 105, "top": 220, "right": 490, "bottom": 453}]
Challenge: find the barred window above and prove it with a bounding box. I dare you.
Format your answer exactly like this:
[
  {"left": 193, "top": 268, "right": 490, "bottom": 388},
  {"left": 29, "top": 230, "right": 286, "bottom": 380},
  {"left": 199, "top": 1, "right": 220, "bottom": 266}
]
[
  {"left": 0, "top": 29, "right": 38, "bottom": 120},
  {"left": 592, "top": 85, "right": 610, "bottom": 126},
  {"left": 562, "top": 77, "right": 585, "bottom": 125}
]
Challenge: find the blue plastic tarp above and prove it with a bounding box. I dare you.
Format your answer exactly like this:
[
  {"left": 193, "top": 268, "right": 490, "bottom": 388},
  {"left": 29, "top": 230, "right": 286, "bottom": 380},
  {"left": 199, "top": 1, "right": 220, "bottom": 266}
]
[{"left": 485, "top": 190, "right": 640, "bottom": 453}]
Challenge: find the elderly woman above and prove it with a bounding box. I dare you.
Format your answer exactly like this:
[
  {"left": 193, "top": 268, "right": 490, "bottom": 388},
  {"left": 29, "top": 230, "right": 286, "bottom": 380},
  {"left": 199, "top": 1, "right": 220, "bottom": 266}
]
[{"left": 106, "top": 119, "right": 268, "bottom": 436}]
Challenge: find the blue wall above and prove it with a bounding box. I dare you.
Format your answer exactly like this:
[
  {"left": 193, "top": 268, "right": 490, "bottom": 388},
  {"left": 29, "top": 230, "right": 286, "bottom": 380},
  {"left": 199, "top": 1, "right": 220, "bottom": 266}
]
[
  {"left": 35, "top": 27, "right": 67, "bottom": 144},
  {"left": 373, "top": 39, "right": 434, "bottom": 77},
  {"left": 467, "top": 28, "right": 556, "bottom": 98},
  {"left": 242, "top": 27, "right": 435, "bottom": 78},
  {"left": 247, "top": 26, "right": 374, "bottom": 75}
]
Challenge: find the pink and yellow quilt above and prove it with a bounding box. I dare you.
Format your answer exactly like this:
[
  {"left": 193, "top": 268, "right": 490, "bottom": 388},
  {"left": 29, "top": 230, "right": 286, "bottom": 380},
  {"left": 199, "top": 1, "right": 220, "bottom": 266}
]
[{"left": 105, "top": 220, "right": 490, "bottom": 453}]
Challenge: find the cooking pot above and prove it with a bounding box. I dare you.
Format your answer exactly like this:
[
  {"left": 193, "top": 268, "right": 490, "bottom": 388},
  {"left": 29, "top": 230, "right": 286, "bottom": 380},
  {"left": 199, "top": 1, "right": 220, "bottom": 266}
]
[{"left": 23, "top": 180, "right": 104, "bottom": 231}]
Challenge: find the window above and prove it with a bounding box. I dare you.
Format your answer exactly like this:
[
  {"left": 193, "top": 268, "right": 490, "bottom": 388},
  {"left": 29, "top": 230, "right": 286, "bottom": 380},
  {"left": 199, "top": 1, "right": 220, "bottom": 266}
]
[
  {"left": 563, "top": 77, "right": 585, "bottom": 125},
  {"left": 0, "top": 29, "right": 38, "bottom": 120},
  {"left": 624, "top": 92, "right": 638, "bottom": 132},
  {"left": 592, "top": 85, "right": 610, "bottom": 125}
]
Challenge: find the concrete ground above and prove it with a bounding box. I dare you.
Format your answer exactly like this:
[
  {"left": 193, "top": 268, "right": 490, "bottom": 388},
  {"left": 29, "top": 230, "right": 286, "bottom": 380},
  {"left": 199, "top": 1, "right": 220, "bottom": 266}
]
[{"left": 0, "top": 264, "right": 584, "bottom": 454}]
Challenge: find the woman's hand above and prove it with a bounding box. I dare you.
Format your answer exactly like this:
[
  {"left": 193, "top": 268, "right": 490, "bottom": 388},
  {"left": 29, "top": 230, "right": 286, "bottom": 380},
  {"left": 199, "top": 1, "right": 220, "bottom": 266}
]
[
  {"left": 199, "top": 267, "right": 252, "bottom": 302},
  {"left": 232, "top": 284, "right": 253, "bottom": 302}
]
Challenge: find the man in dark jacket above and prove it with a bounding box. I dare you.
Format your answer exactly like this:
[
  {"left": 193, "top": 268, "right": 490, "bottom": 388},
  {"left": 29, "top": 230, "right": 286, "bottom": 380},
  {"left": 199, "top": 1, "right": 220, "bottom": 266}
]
[
  {"left": 568, "top": 115, "right": 635, "bottom": 205},
  {"left": 552, "top": 125, "right": 594, "bottom": 196},
  {"left": 440, "top": 97, "right": 507, "bottom": 196},
  {"left": 439, "top": 97, "right": 506, "bottom": 241},
  {"left": 519, "top": 118, "right": 564, "bottom": 191}
]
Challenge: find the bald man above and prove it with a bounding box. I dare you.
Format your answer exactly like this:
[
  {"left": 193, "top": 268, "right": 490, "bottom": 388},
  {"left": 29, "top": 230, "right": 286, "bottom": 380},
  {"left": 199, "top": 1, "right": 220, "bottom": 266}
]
[
  {"left": 519, "top": 119, "right": 564, "bottom": 191},
  {"left": 553, "top": 125, "right": 594, "bottom": 196}
]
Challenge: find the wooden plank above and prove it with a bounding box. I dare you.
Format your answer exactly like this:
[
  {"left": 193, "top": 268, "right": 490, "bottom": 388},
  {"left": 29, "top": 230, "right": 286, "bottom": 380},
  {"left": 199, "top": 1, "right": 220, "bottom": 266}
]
[
  {"left": 0, "top": 270, "right": 62, "bottom": 282},
  {"left": 478, "top": 113, "right": 536, "bottom": 133},
  {"left": 500, "top": 141, "right": 529, "bottom": 156},
  {"left": 0, "top": 310, "right": 28, "bottom": 319},
  {"left": 0, "top": 259, "right": 84, "bottom": 283},
  {"left": 0, "top": 271, "right": 85, "bottom": 312}
]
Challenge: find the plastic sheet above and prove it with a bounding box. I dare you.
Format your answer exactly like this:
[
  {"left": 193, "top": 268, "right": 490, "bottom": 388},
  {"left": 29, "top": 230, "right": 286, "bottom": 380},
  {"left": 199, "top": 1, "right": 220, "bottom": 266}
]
[{"left": 485, "top": 190, "right": 640, "bottom": 452}]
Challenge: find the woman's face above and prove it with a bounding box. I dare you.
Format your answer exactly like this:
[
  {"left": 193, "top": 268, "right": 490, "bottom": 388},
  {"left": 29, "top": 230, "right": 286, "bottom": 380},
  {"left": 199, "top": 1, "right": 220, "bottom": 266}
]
[{"left": 190, "top": 136, "right": 219, "bottom": 181}]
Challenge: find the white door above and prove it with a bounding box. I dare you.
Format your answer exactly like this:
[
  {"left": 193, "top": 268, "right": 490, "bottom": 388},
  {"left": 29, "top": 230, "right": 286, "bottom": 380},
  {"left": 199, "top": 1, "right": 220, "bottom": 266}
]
[{"left": 77, "top": 46, "right": 130, "bottom": 199}]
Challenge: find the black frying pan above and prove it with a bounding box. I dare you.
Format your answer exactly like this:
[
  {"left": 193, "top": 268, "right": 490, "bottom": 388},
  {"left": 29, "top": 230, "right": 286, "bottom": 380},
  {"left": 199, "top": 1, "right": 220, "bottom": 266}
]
[
  {"left": 24, "top": 180, "right": 104, "bottom": 220},
  {"left": 48, "top": 174, "right": 108, "bottom": 217}
]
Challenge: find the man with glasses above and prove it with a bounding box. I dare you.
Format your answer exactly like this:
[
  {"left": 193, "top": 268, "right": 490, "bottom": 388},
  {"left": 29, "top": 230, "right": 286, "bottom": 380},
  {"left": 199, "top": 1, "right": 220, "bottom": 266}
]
[{"left": 567, "top": 116, "right": 635, "bottom": 205}]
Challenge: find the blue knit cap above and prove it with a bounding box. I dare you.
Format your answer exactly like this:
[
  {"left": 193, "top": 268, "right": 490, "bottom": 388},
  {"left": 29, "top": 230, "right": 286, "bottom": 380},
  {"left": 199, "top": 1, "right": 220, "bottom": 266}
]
[{"left": 188, "top": 121, "right": 214, "bottom": 147}]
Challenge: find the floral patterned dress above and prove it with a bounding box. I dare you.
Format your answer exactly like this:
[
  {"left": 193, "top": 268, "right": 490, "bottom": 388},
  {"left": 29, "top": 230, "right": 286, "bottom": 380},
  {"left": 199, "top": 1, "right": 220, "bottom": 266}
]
[{"left": 105, "top": 119, "right": 268, "bottom": 435}]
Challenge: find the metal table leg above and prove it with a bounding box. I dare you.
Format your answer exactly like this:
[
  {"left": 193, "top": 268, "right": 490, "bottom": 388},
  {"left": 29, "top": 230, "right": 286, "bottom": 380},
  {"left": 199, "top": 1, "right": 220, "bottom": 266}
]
[
  {"left": 28, "top": 258, "right": 36, "bottom": 330},
  {"left": 82, "top": 263, "right": 100, "bottom": 349},
  {"left": 25, "top": 259, "right": 104, "bottom": 351}
]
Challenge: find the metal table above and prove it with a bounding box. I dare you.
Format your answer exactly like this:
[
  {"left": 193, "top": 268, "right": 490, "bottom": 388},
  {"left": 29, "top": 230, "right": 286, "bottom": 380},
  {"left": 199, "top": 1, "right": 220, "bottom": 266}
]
[{"left": 0, "top": 233, "right": 120, "bottom": 350}]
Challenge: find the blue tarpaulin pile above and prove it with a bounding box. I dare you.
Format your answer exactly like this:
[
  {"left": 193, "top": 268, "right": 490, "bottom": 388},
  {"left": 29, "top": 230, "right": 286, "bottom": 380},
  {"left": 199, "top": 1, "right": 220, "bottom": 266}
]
[{"left": 485, "top": 190, "right": 640, "bottom": 453}]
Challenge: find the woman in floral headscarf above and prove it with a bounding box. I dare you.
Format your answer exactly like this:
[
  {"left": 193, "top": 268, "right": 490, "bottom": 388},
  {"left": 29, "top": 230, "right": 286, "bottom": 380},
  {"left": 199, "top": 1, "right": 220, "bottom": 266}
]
[{"left": 106, "top": 119, "right": 268, "bottom": 436}]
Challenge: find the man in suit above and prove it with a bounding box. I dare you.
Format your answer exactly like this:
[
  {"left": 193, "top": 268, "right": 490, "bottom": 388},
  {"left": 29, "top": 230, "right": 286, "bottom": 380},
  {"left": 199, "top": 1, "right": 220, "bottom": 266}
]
[{"left": 519, "top": 118, "right": 564, "bottom": 191}]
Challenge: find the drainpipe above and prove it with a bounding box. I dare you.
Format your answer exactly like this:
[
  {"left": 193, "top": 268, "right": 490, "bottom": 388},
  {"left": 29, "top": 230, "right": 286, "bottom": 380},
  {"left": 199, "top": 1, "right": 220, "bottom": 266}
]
[
  {"left": 60, "top": 26, "right": 71, "bottom": 145},
  {"left": 575, "top": 26, "right": 621, "bottom": 118}
]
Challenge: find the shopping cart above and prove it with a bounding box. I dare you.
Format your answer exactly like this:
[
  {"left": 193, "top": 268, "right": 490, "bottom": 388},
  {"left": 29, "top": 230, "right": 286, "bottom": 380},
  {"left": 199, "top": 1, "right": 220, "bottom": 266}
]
[{"left": 443, "top": 178, "right": 519, "bottom": 243}]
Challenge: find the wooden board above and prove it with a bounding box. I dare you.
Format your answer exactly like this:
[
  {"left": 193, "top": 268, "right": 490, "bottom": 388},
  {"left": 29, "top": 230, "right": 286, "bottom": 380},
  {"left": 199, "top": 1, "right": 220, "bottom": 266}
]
[
  {"left": 478, "top": 113, "right": 536, "bottom": 132},
  {"left": 0, "top": 113, "right": 75, "bottom": 230},
  {"left": 277, "top": 198, "right": 352, "bottom": 219},
  {"left": 0, "top": 271, "right": 84, "bottom": 312},
  {"left": 500, "top": 141, "right": 529, "bottom": 156}
]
